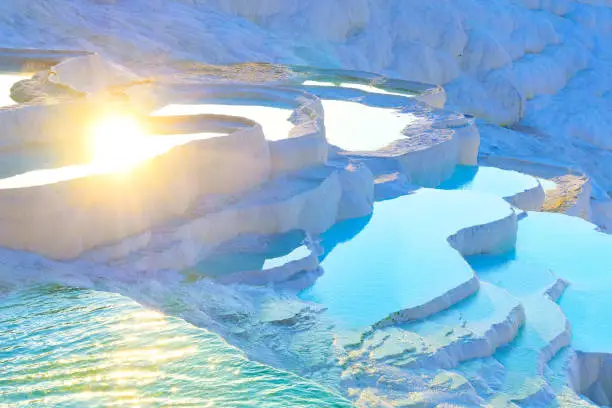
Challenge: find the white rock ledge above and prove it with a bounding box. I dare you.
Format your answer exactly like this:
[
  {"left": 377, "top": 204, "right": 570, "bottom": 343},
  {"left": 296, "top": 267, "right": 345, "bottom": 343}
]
[
  {"left": 0, "top": 47, "right": 92, "bottom": 72},
  {"left": 0, "top": 114, "right": 271, "bottom": 259},
  {"left": 431, "top": 114, "right": 480, "bottom": 166},
  {"left": 154, "top": 83, "right": 329, "bottom": 174},
  {"left": 504, "top": 182, "right": 546, "bottom": 212},
  {"left": 346, "top": 128, "right": 459, "bottom": 188},
  {"left": 88, "top": 166, "right": 347, "bottom": 272},
  {"left": 479, "top": 155, "right": 592, "bottom": 217}
]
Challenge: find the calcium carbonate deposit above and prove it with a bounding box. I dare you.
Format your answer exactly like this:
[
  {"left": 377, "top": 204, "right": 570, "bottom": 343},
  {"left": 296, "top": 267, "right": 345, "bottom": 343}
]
[{"left": 1, "top": 1, "right": 612, "bottom": 407}]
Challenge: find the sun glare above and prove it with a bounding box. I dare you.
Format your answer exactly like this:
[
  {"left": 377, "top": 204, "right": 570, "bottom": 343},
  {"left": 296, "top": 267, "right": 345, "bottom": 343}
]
[{"left": 89, "top": 115, "right": 149, "bottom": 172}]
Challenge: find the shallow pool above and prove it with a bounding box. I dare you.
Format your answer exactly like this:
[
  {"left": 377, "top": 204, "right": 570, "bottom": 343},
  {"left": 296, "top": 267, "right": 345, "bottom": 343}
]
[
  {"left": 153, "top": 104, "right": 294, "bottom": 141},
  {"left": 0, "top": 285, "right": 350, "bottom": 407},
  {"left": 300, "top": 189, "right": 514, "bottom": 328},
  {"left": 303, "top": 80, "right": 408, "bottom": 98},
  {"left": 320, "top": 100, "right": 418, "bottom": 151},
  {"left": 460, "top": 211, "right": 612, "bottom": 403},
  {"left": 492, "top": 212, "right": 612, "bottom": 353},
  {"left": 438, "top": 165, "right": 540, "bottom": 199}
]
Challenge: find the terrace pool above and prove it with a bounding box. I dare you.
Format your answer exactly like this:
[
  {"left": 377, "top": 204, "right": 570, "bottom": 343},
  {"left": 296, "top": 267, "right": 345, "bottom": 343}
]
[
  {"left": 471, "top": 212, "right": 612, "bottom": 353},
  {"left": 153, "top": 104, "right": 294, "bottom": 141},
  {"left": 438, "top": 165, "right": 541, "bottom": 199},
  {"left": 299, "top": 188, "right": 515, "bottom": 328},
  {"left": 459, "top": 211, "right": 612, "bottom": 404},
  {"left": 321, "top": 100, "right": 417, "bottom": 151}
]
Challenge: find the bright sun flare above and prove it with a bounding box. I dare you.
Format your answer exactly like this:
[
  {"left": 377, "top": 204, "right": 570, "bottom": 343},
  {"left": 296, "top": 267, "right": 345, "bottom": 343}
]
[{"left": 89, "top": 115, "right": 149, "bottom": 171}]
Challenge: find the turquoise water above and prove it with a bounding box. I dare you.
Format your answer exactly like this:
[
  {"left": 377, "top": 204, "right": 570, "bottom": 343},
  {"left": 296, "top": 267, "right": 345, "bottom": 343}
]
[
  {"left": 502, "top": 212, "right": 612, "bottom": 353},
  {"left": 300, "top": 189, "right": 514, "bottom": 328},
  {"left": 439, "top": 166, "right": 540, "bottom": 199},
  {"left": 461, "top": 211, "right": 612, "bottom": 403},
  {"left": 187, "top": 230, "right": 307, "bottom": 279},
  {"left": 0, "top": 285, "right": 350, "bottom": 407},
  {"left": 358, "top": 282, "right": 520, "bottom": 368}
]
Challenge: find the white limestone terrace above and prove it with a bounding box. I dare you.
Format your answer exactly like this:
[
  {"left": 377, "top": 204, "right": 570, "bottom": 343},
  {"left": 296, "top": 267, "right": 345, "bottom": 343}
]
[
  {"left": 174, "top": 62, "right": 480, "bottom": 187},
  {"left": 0, "top": 56, "right": 334, "bottom": 260},
  {"left": 283, "top": 65, "right": 446, "bottom": 109},
  {"left": 0, "top": 54, "right": 149, "bottom": 160},
  {"left": 465, "top": 248, "right": 572, "bottom": 405},
  {"left": 294, "top": 81, "right": 479, "bottom": 187},
  {"left": 82, "top": 160, "right": 374, "bottom": 275},
  {"left": 0, "top": 112, "right": 273, "bottom": 259},
  {"left": 0, "top": 53, "right": 610, "bottom": 406},
  {"left": 345, "top": 282, "right": 525, "bottom": 370},
  {"left": 9, "top": 0, "right": 612, "bottom": 238},
  {"left": 184, "top": 230, "right": 320, "bottom": 291},
  {"left": 443, "top": 212, "right": 612, "bottom": 407},
  {"left": 149, "top": 83, "right": 328, "bottom": 174},
  {"left": 299, "top": 189, "right": 518, "bottom": 330}
]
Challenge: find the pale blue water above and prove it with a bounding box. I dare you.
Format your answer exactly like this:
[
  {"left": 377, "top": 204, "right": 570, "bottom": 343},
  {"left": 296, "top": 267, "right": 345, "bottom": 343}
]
[
  {"left": 188, "top": 230, "right": 306, "bottom": 279},
  {"left": 460, "top": 211, "right": 612, "bottom": 403},
  {"left": 439, "top": 165, "right": 540, "bottom": 199},
  {"left": 300, "top": 189, "right": 514, "bottom": 328},
  {"left": 0, "top": 285, "right": 351, "bottom": 407},
  {"left": 509, "top": 212, "right": 612, "bottom": 353}
]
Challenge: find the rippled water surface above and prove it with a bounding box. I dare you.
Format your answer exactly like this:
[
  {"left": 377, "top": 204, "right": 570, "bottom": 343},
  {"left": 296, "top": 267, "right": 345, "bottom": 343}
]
[{"left": 0, "top": 285, "right": 350, "bottom": 407}]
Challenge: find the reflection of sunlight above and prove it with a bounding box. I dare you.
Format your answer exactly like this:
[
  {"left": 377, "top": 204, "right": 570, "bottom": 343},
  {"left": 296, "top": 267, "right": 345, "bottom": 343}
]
[
  {"left": 89, "top": 115, "right": 148, "bottom": 171},
  {"left": 0, "top": 113, "right": 226, "bottom": 189},
  {"left": 89, "top": 114, "right": 223, "bottom": 174}
]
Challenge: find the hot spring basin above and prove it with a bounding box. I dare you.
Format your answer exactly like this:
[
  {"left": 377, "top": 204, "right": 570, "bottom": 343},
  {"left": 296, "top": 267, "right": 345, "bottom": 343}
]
[
  {"left": 320, "top": 100, "right": 418, "bottom": 152},
  {"left": 489, "top": 212, "right": 612, "bottom": 353},
  {"left": 300, "top": 188, "right": 516, "bottom": 329}
]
